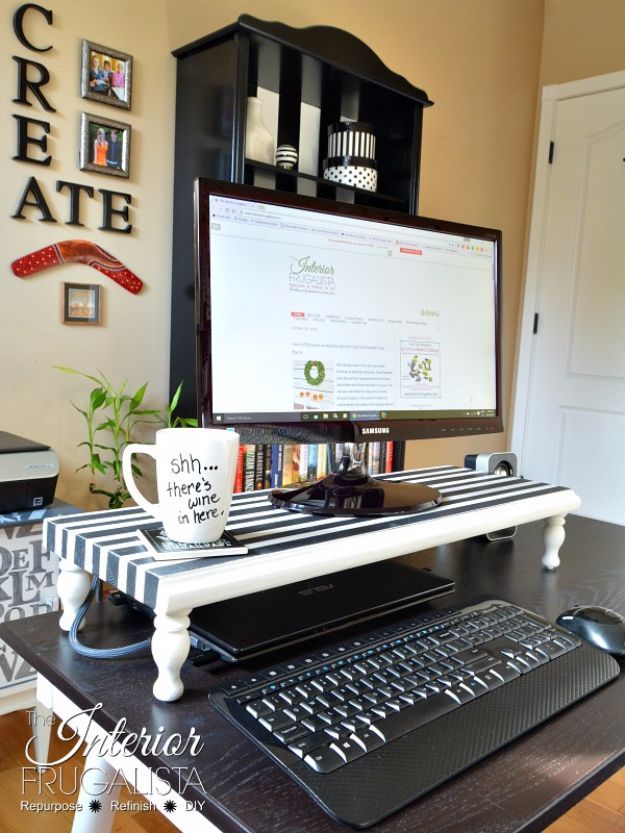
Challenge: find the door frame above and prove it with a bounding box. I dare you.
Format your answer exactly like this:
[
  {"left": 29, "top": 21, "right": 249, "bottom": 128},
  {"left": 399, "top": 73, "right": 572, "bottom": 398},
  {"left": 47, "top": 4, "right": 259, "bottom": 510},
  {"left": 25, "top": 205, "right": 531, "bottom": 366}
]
[{"left": 511, "top": 69, "right": 625, "bottom": 470}]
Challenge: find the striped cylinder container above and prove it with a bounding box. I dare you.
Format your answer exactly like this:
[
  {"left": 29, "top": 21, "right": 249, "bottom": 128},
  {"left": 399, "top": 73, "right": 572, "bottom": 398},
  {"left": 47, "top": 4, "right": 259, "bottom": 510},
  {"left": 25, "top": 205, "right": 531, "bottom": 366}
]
[{"left": 323, "top": 121, "right": 377, "bottom": 192}]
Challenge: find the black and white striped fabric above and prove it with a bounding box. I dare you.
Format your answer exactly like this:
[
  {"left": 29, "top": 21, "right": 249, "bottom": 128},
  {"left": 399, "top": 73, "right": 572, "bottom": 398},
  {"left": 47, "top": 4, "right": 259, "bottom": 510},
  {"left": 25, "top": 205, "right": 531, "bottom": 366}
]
[{"left": 44, "top": 467, "right": 569, "bottom": 610}]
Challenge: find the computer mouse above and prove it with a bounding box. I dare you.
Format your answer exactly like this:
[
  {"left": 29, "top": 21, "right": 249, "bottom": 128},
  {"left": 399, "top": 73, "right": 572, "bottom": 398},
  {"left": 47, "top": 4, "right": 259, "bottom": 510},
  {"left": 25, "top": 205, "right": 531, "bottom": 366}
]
[{"left": 556, "top": 605, "right": 625, "bottom": 655}]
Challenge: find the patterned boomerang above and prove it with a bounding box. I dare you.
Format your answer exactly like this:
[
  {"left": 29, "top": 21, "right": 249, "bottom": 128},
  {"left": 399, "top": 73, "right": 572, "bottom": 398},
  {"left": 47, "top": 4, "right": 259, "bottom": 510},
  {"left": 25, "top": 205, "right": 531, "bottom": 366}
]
[{"left": 11, "top": 239, "right": 143, "bottom": 294}]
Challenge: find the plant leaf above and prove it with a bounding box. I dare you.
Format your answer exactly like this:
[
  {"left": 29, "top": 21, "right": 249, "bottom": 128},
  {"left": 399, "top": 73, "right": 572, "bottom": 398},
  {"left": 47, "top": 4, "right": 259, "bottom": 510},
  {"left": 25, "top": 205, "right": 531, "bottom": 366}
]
[
  {"left": 169, "top": 382, "right": 183, "bottom": 414},
  {"left": 96, "top": 369, "right": 116, "bottom": 391},
  {"left": 54, "top": 365, "right": 103, "bottom": 386},
  {"left": 90, "top": 388, "right": 107, "bottom": 410},
  {"left": 129, "top": 382, "right": 148, "bottom": 410},
  {"left": 94, "top": 419, "right": 117, "bottom": 432},
  {"left": 89, "top": 484, "right": 116, "bottom": 500}
]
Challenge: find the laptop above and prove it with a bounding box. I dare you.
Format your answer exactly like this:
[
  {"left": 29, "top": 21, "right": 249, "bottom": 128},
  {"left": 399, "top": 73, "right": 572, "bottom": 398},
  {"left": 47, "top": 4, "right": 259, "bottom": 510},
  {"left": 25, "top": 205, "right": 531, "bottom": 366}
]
[{"left": 188, "top": 558, "right": 454, "bottom": 662}]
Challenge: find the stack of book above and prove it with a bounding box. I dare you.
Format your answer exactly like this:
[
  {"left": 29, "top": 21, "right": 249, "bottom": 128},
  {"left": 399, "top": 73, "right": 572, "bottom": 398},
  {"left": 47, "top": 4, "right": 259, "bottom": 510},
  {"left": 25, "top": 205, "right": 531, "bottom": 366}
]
[{"left": 233, "top": 442, "right": 399, "bottom": 493}]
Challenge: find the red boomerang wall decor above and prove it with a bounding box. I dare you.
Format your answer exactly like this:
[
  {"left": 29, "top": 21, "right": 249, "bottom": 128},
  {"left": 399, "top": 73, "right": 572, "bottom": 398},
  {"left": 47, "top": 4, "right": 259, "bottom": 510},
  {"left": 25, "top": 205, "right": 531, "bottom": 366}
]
[{"left": 11, "top": 239, "right": 143, "bottom": 294}]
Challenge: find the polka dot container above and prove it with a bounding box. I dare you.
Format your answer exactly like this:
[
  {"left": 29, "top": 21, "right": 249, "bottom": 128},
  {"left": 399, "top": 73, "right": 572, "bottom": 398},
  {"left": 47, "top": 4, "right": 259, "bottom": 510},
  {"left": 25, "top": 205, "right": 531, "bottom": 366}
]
[
  {"left": 323, "top": 159, "right": 378, "bottom": 191},
  {"left": 323, "top": 121, "right": 377, "bottom": 192}
]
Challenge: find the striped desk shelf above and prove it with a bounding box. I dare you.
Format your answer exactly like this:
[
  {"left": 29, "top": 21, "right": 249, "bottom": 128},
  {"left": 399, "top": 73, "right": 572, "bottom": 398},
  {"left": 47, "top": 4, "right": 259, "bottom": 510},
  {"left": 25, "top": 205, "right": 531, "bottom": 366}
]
[{"left": 45, "top": 466, "right": 580, "bottom": 701}]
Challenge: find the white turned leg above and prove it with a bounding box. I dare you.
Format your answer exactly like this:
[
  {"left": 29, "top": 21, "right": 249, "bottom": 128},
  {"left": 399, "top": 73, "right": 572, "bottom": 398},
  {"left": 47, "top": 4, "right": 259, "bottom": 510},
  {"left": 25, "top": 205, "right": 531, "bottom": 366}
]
[
  {"left": 542, "top": 515, "right": 567, "bottom": 571},
  {"left": 151, "top": 610, "right": 191, "bottom": 702},
  {"left": 57, "top": 560, "right": 91, "bottom": 631},
  {"left": 71, "top": 749, "right": 120, "bottom": 833},
  {"left": 32, "top": 675, "right": 54, "bottom": 771}
]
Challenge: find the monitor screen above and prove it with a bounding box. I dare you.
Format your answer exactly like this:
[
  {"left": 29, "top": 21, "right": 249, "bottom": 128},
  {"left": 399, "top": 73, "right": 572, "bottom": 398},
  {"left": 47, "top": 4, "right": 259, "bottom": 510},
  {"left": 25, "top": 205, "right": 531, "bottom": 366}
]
[{"left": 195, "top": 179, "right": 502, "bottom": 446}]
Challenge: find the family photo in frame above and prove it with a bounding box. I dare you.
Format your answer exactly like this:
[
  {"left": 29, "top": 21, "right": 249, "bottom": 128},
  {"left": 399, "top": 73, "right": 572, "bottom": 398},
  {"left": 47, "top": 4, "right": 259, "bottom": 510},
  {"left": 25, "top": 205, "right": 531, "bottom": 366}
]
[
  {"left": 79, "top": 112, "right": 131, "bottom": 177},
  {"left": 81, "top": 39, "right": 132, "bottom": 109}
]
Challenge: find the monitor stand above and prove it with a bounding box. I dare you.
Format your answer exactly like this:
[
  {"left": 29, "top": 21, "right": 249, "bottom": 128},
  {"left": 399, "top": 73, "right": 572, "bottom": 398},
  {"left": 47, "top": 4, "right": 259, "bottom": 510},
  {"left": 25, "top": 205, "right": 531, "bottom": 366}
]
[{"left": 271, "top": 443, "right": 441, "bottom": 516}]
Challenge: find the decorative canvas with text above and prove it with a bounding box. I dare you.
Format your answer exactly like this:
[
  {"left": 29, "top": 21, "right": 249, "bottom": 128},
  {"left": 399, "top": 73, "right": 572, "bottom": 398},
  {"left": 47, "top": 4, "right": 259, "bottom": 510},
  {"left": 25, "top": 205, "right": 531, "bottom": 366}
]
[{"left": 0, "top": 501, "right": 77, "bottom": 692}]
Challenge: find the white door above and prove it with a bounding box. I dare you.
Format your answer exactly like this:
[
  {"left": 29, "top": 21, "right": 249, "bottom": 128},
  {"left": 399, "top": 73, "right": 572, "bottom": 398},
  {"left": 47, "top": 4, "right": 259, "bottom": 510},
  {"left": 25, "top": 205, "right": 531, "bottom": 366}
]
[{"left": 512, "top": 71, "right": 625, "bottom": 524}]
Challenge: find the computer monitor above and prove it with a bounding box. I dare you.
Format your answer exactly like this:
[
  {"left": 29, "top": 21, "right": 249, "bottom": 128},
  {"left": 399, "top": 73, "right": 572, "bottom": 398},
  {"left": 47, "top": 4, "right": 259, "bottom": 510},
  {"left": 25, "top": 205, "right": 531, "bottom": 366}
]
[{"left": 194, "top": 178, "right": 502, "bottom": 515}]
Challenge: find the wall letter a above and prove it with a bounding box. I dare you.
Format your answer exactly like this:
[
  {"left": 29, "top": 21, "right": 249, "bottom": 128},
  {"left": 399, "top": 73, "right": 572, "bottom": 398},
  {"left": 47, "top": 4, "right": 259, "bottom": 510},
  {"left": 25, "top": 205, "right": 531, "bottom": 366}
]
[{"left": 12, "top": 176, "right": 56, "bottom": 222}]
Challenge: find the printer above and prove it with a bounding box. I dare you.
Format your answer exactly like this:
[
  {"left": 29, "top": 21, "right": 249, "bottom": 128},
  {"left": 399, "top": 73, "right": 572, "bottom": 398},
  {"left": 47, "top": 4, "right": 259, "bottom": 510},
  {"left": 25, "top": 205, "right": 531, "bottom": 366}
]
[{"left": 0, "top": 431, "right": 59, "bottom": 512}]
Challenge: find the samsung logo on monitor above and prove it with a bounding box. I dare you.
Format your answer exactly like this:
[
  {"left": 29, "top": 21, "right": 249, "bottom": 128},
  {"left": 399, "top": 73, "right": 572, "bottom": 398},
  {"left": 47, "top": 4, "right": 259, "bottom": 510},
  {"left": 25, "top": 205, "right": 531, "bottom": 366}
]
[{"left": 361, "top": 427, "right": 390, "bottom": 435}]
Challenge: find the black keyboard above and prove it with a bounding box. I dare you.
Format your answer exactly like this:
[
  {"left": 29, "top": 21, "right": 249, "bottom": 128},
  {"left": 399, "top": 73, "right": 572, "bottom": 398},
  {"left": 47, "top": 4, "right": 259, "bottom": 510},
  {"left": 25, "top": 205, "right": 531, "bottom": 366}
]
[{"left": 209, "top": 599, "right": 620, "bottom": 827}]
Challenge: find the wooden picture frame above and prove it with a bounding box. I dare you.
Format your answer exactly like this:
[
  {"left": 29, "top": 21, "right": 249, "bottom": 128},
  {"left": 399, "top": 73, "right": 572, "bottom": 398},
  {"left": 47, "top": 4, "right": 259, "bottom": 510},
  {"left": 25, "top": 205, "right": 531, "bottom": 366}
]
[{"left": 62, "top": 282, "right": 101, "bottom": 325}]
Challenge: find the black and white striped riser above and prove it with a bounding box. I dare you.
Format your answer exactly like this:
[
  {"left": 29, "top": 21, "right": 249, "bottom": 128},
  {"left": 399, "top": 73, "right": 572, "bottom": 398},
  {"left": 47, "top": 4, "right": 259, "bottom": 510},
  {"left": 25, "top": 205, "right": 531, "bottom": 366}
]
[{"left": 44, "top": 467, "right": 576, "bottom": 614}]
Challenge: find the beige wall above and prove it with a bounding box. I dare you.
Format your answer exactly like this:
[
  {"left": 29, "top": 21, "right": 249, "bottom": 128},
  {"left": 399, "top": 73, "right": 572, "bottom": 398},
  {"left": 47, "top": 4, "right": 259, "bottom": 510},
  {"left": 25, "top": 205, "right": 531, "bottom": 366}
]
[
  {"left": 507, "top": 0, "right": 625, "bottom": 477},
  {"left": 166, "top": 0, "right": 545, "bottom": 472},
  {"left": 541, "top": 0, "right": 625, "bottom": 86},
  {"left": 1, "top": 1, "right": 175, "bottom": 508},
  {"left": 5, "top": 0, "right": 592, "bottom": 509}
]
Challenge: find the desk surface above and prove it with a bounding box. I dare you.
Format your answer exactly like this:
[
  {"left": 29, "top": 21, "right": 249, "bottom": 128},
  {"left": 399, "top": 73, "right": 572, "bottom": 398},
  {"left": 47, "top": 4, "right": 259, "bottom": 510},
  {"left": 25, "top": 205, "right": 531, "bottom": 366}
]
[{"left": 3, "top": 514, "right": 625, "bottom": 833}]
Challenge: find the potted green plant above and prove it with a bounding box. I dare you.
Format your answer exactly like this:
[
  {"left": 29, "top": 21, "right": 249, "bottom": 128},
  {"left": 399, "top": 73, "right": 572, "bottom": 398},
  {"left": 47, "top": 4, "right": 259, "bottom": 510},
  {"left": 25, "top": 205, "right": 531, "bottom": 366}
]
[{"left": 56, "top": 367, "right": 197, "bottom": 508}]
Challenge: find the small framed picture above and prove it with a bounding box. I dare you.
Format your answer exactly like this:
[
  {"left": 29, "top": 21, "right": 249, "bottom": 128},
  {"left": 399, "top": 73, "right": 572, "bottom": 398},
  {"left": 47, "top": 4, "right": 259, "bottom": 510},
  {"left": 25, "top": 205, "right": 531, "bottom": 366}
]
[
  {"left": 80, "top": 112, "right": 130, "bottom": 178},
  {"left": 81, "top": 40, "right": 132, "bottom": 109},
  {"left": 62, "top": 282, "right": 101, "bottom": 325}
]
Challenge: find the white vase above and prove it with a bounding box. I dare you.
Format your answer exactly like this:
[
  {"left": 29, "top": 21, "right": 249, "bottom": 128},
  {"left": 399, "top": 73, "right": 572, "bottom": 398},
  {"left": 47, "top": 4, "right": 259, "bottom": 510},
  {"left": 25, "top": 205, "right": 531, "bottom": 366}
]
[{"left": 245, "top": 97, "right": 274, "bottom": 164}]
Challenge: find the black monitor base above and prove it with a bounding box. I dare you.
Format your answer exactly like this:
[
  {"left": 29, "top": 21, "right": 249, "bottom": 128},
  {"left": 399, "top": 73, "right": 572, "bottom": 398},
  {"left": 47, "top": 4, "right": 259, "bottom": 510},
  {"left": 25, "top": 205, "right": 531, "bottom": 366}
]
[{"left": 271, "top": 469, "right": 441, "bottom": 516}]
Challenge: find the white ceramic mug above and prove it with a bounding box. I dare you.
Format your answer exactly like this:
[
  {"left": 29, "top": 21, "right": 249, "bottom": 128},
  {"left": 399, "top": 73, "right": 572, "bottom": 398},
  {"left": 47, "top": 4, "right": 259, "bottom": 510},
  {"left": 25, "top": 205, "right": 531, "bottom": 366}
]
[{"left": 122, "top": 428, "right": 239, "bottom": 544}]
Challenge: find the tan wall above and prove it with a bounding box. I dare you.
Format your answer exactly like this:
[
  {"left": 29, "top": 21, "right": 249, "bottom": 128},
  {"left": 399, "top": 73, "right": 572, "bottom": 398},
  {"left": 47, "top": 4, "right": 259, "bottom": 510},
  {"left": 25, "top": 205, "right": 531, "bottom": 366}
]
[
  {"left": 508, "top": 0, "right": 625, "bottom": 475},
  {"left": 541, "top": 0, "right": 625, "bottom": 86},
  {"left": 167, "top": 0, "right": 545, "bottom": 471},
  {"left": 1, "top": 1, "right": 175, "bottom": 509},
  {"left": 1, "top": 0, "right": 545, "bottom": 508}
]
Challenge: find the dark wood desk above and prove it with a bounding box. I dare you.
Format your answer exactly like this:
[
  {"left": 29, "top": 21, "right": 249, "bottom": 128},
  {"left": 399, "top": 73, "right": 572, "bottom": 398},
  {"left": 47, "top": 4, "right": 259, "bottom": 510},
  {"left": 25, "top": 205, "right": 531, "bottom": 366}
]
[{"left": 3, "top": 514, "right": 625, "bottom": 833}]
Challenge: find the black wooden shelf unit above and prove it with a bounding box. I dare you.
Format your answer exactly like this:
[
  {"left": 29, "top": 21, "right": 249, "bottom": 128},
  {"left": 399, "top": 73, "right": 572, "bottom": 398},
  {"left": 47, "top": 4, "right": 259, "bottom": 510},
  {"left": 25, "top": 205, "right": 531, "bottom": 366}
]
[{"left": 170, "top": 14, "right": 434, "bottom": 471}]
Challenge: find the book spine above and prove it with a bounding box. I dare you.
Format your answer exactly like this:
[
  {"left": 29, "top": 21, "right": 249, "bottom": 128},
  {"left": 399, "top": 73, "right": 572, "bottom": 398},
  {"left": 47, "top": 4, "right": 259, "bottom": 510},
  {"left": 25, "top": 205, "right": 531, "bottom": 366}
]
[
  {"left": 271, "top": 445, "right": 283, "bottom": 487},
  {"left": 291, "top": 444, "right": 301, "bottom": 483},
  {"left": 317, "top": 444, "right": 327, "bottom": 478},
  {"left": 378, "top": 442, "right": 385, "bottom": 473},
  {"left": 307, "top": 444, "right": 318, "bottom": 481},
  {"left": 243, "top": 445, "right": 256, "bottom": 492},
  {"left": 371, "top": 441, "right": 381, "bottom": 475},
  {"left": 363, "top": 443, "right": 370, "bottom": 473},
  {"left": 264, "top": 445, "right": 273, "bottom": 488},
  {"left": 254, "top": 444, "right": 265, "bottom": 490},
  {"left": 385, "top": 441, "right": 394, "bottom": 473},
  {"left": 282, "top": 444, "right": 294, "bottom": 485},
  {"left": 234, "top": 443, "right": 244, "bottom": 493},
  {"left": 299, "top": 444, "right": 309, "bottom": 483},
  {"left": 334, "top": 443, "right": 345, "bottom": 473}
]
